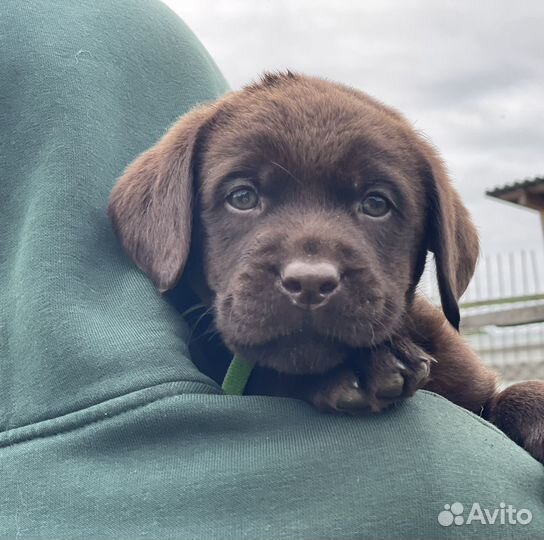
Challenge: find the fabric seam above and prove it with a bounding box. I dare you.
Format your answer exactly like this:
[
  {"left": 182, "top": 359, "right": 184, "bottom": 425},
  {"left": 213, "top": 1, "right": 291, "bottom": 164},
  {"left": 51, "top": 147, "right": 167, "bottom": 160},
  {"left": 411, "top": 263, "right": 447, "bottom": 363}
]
[
  {"left": 0, "top": 387, "right": 517, "bottom": 452},
  {"left": 0, "top": 380, "right": 220, "bottom": 450}
]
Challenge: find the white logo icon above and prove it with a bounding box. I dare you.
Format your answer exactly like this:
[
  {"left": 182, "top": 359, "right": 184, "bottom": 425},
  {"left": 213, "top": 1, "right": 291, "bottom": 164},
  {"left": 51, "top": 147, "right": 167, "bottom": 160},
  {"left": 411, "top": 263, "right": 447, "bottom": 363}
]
[
  {"left": 438, "top": 503, "right": 464, "bottom": 526},
  {"left": 438, "top": 502, "right": 532, "bottom": 527}
]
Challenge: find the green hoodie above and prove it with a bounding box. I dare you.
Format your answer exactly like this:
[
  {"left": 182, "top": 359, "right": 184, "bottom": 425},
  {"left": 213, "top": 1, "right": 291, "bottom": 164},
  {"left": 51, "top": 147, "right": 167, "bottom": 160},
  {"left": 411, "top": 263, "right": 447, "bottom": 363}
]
[{"left": 0, "top": 1, "right": 542, "bottom": 538}]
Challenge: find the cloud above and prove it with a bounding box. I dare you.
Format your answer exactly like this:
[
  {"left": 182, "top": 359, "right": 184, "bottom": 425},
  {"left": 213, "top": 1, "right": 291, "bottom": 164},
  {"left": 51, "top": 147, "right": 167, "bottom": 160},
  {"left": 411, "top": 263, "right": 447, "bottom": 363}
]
[{"left": 164, "top": 0, "right": 544, "bottom": 256}]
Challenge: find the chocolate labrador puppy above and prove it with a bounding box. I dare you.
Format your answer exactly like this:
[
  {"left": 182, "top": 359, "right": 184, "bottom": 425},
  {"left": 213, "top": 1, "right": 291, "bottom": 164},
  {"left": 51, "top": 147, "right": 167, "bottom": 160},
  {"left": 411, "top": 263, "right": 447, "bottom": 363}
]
[{"left": 108, "top": 72, "right": 544, "bottom": 463}]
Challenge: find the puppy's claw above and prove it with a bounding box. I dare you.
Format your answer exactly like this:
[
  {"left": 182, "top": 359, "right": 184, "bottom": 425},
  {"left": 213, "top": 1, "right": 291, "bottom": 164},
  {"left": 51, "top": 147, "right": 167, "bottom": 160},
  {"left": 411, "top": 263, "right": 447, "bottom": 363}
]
[
  {"left": 336, "top": 391, "right": 369, "bottom": 411},
  {"left": 310, "top": 368, "right": 368, "bottom": 413},
  {"left": 393, "top": 359, "right": 406, "bottom": 372},
  {"left": 375, "top": 372, "right": 405, "bottom": 399}
]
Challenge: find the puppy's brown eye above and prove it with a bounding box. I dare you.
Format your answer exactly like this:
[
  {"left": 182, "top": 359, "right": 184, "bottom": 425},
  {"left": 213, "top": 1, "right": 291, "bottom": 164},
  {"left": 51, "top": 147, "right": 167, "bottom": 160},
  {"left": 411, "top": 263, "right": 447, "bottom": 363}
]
[
  {"left": 226, "top": 187, "right": 259, "bottom": 211},
  {"left": 359, "top": 194, "right": 390, "bottom": 218}
]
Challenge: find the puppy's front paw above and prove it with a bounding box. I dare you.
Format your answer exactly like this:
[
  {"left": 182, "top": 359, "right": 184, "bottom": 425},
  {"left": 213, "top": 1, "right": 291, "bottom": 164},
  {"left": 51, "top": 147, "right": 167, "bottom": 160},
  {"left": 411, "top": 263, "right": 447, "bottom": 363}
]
[
  {"left": 488, "top": 381, "right": 544, "bottom": 464},
  {"left": 309, "top": 367, "right": 370, "bottom": 413},
  {"left": 366, "top": 338, "right": 433, "bottom": 409},
  {"left": 309, "top": 339, "right": 432, "bottom": 414}
]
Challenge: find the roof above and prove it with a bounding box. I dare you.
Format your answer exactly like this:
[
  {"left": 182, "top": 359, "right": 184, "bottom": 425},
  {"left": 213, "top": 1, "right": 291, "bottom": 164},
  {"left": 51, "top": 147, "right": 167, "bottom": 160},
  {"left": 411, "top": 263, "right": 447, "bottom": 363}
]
[
  {"left": 486, "top": 176, "right": 544, "bottom": 211},
  {"left": 486, "top": 176, "right": 544, "bottom": 197}
]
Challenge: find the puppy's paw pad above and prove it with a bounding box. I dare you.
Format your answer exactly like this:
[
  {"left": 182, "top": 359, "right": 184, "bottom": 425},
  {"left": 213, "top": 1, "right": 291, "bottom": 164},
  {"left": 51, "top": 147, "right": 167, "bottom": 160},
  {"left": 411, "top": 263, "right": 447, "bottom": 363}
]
[{"left": 310, "top": 368, "right": 370, "bottom": 413}]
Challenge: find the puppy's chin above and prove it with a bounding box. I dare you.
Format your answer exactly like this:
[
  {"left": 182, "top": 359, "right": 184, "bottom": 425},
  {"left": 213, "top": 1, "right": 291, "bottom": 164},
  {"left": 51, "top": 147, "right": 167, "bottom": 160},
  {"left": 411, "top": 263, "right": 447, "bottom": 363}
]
[{"left": 232, "top": 333, "right": 352, "bottom": 375}]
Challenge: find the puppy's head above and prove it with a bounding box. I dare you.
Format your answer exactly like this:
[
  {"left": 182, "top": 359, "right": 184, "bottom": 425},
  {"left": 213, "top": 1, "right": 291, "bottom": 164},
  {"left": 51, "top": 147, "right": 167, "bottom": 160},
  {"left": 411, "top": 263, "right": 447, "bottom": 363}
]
[{"left": 109, "top": 72, "right": 478, "bottom": 374}]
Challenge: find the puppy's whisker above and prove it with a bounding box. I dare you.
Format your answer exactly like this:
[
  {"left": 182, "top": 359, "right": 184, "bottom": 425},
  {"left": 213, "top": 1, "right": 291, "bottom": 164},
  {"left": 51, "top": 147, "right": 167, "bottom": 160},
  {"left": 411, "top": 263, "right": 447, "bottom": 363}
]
[
  {"left": 181, "top": 302, "right": 209, "bottom": 318},
  {"left": 370, "top": 324, "right": 376, "bottom": 347},
  {"left": 188, "top": 305, "right": 215, "bottom": 343},
  {"left": 270, "top": 160, "right": 303, "bottom": 186},
  {"left": 202, "top": 325, "right": 221, "bottom": 342}
]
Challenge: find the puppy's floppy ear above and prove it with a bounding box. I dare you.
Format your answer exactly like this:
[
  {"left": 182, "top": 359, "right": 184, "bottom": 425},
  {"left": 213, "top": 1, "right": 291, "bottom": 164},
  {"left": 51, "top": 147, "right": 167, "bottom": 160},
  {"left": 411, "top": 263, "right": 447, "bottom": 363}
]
[
  {"left": 422, "top": 144, "right": 479, "bottom": 330},
  {"left": 108, "top": 104, "right": 215, "bottom": 292}
]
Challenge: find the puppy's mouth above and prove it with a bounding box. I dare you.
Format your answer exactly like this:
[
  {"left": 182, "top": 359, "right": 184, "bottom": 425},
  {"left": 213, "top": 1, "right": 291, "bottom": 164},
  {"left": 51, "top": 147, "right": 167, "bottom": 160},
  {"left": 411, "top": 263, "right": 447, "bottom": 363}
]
[
  {"left": 214, "top": 271, "right": 402, "bottom": 375},
  {"left": 232, "top": 328, "right": 354, "bottom": 375}
]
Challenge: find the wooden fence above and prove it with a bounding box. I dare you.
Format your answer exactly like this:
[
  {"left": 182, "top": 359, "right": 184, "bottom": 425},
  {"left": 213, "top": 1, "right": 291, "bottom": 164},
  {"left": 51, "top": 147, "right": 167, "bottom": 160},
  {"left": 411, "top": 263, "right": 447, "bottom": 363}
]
[{"left": 420, "top": 250, "right": 544, "bottom": 384}]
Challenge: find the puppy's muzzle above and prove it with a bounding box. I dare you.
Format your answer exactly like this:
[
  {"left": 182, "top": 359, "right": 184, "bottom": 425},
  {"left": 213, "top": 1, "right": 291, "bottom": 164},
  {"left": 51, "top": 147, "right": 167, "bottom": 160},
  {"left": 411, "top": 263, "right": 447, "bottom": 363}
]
[{"left": 278, "top": 260, "right": 341, "bottom": 310}]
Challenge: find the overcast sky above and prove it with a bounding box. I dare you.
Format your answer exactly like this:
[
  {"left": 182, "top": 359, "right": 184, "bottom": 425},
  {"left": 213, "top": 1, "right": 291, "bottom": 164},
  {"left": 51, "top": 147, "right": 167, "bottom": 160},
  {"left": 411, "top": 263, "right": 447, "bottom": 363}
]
[{"left": 164, "top": 0, "right": 544, "bottom": 259}]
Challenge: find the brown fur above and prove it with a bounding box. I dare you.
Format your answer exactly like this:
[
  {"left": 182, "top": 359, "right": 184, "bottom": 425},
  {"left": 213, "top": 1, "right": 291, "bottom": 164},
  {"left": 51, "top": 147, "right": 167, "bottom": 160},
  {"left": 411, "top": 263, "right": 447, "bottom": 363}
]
[
  {"left": 108, "top": 72, "right": 544, "bottom": 463},
  {"left": 486, "top": 381, "right": 544, "bottom": 462}
]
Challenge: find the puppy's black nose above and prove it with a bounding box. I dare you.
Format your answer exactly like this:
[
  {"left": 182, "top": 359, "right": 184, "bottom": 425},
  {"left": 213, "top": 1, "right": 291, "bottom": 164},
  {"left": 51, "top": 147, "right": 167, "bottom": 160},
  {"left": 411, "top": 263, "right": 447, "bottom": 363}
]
[{"left": 280, "top": 260, "right": 340, "bottom": 308}]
